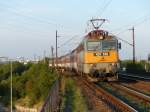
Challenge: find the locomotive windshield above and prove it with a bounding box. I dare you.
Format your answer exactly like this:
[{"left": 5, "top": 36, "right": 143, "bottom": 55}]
[
  {"left": 87, "top": 40, "right": 117, "bottom": 51},
  {"left": 87, "top": 42, "right": 101, "bottom": 51},
  {"left": 102, "top": 40, "right": 117, "bottom": 51}
]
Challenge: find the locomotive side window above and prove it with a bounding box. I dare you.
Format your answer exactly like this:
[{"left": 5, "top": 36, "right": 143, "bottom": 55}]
[
  {"left": 87, "top": 41, "right": 101, "bottom": 51},
  {"left": 102, "top": 40, "right": 117, "bottom": 51}
]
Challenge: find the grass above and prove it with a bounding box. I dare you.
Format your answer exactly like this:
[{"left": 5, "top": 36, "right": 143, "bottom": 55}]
[{"left": 61, "top": 77, "right": 88, "bottom": 112}]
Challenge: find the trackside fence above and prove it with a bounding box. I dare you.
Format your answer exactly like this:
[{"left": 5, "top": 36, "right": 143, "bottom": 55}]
[{"left": 40, "top": 79, "right": 61, "bottom": 112}]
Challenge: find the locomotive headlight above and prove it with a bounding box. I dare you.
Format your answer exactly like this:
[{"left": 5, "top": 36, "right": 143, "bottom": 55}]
[
  {"left": 112, "top": 63, "right": 115, "bottom": 66},
  {"left": 99, "top": 35, "right": 103, "bottom": 40},
  {"left": 112, "top": 63, "right": 117, "bottom": 67},
  {"left": 90, "top": 64, "right": 93, "bottom": 66}
]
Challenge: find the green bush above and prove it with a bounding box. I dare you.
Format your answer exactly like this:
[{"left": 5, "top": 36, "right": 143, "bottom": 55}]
[
  {"left": 0, "top": 61, "right": 58, "bottom": 107},
  {"left": 21, "top": 62, "right": 58, "bottom": 106},
  {"left": 0, "top": 62, "right": 27, "bottom": 81},
  {"left": 120, "top": 60, "right": 150, "bottom": 74},
  {"left": 126, "top": 62, "right": 145, "bottom": 74}
]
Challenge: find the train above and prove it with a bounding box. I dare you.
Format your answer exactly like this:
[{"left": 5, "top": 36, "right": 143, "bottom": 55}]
[{"left": 50, "top": 29, "right": 121, "bottom": 81}]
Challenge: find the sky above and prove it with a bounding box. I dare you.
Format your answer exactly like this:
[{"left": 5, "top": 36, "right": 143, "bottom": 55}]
[{"left": 0, "top": 0, "right": 150, "bottom": 60}]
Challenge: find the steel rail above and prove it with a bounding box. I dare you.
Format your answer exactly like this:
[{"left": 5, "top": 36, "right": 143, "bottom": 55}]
[
  {"left": 82, "top": 78, "right": 137, "bottom": 112},
  {"left": 110, "top": 83, "right": 150, "bottom": 104},
  {"left": 120, "top": 83, "right": 150, "bottom": 96},
  {"left": 119, "top": 73, "right": 150, "bottom": 80}
]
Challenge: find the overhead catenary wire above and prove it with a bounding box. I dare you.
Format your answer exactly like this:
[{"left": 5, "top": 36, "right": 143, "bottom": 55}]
[
  {"left": 0, "top": 3, "right": 89, "bottom": 58},
  {"left": 59, "top": 14, "right": 150, "bottom": 54},
  {"left": 116, "top": 36, "right": 133, "bottom": 46},
  {"left": 99, "top": 0, "right": 113, "bottom": 16},
  {"left": 0, "top": 3, "right": 73, "bottom": 32},
  {"left": 87, "top": 0, "right": 113, "bottom": 32},
  {"left": 0, "top": 22, "right": 53, "bottom": 38},
  {"left": 109, "top": 32, "right": 133, "bottom": 46},
  {"left": 58, "top": 33, "right": 85, "bottom": 51},
  {"left": 0, "top": 7, "right": 59, "bottom": 37},
  {"left": 58, "top": 35, "right": 79, "bottom": 48},
  {"left": 2, "top": 1, "right": 150, "bottom": 60},
  {"left": 107, "top": 14, "right": 150, "bottom": 48},
  {"left": 110, "top": 15, "right": 150, "bottom": 47},
  {"left": 0, "top": 2, "right": 84, "bottom": 48},
  {"left": 134, "top": 16, "right": 150, "bottom": 27},
  {"left": 110, "top": 14, "right": 150, "bottom": 35},
  {"left": 0, "top": 3, "right": 83, "bottom": 50},
  {"left": 94, "top": 0, "right": 113, "bottom": 17},
  {"left": 1, "top": 6, "right": 56, "bottom": 26},
  {"left": 57, "top": 33, "right": 85, "bottom": 57}
]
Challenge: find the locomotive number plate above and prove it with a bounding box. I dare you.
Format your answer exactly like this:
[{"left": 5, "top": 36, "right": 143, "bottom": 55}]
[{"left": 94, "top": 52, "right": 109, "bottom": 56}]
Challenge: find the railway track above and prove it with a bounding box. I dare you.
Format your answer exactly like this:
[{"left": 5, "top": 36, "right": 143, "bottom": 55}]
[
  {"left": 110, "top": 83, "right": 150, "bottom": 104},
  {"left": 119, "top": 73, "right": 150, "bottom": 80},
  {"left": 75, "top": 77, "right": 137, "bottom": 112},
  {"left": 119, "top": 73, "right": 150, "bottom": 96},
  {"left": 120, "top": 82, "right": 150, "bottom": 96},
  {"left": 99, "top": 82, "right": 150, "bottom": 111}
]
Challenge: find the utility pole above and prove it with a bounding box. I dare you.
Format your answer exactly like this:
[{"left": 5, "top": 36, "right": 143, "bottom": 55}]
[
  {"left": 51, "top": 46, "right": 54, "bottom": 68},
  {"left": 34, "top": 54, "right": 36, "bottom": 62},
  {"left": 10, "top": 60, "right": 12, "bottom": 112},
  {"left": 148, "top": 54, "right": 150, "bottom": 62},
  {"left": 56, "top": 30, "right": 58, "bottom": 68},
  {"left": 129, "top": 27, "right": 135, "bottom": 63},
  {"left": 38, "top": 56, "right": 41, "bottom": 62},
  {"left": 43, "top": 50, "right": 46, "bottom": 64}
]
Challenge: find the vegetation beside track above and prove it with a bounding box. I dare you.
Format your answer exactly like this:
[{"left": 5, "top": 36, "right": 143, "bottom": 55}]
[
  {"left": 120, "top": 60, "right": 150, "bottom": 74},
  {"left": 61, "top": 77, "right": 88, "bottom": 112},
  {"left": 0, "top": 62, "right": 30, "bottom": 106},
  {"left": 0, "top": 60, "right": 58, "bottom": 109}
]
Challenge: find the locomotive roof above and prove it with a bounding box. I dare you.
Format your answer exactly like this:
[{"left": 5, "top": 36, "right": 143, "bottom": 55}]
[{"left": 84, "top": 30, "right": 116, "bottom": 40}]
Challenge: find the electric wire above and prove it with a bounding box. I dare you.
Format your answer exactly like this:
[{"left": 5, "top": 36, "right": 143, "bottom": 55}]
[
  {"left": 58, "top": 35, "right": 79, "bottom": 48},
  {"left": 99, "top": 0, "right": 113, "bottom": 16},
  {"left": 0, "top": 2, "right": 73, "bottom": 32},
  {"left": 111, "top": 14, "right": 150, "bottom": 35}
]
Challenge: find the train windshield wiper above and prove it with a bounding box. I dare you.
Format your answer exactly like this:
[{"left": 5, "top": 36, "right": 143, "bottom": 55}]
[{"left": 94, "top": 45, "right": 100, "bottom": 51}]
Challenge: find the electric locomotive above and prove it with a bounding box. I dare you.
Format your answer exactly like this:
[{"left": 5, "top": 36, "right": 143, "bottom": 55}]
[
  {"left": 52, "top": 19, "right": 121, "bottom": 81},
  {"left": 79, "top": 30, "right": 120, "bottom": 81}
]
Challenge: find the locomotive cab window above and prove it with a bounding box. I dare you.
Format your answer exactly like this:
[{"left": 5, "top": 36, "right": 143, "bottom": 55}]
[
  {"left": 102, "top": 40, "right": 117, "bottom": 51},
  {"left": 87, "top": 41, "right": 101, "bottom": 51}
]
